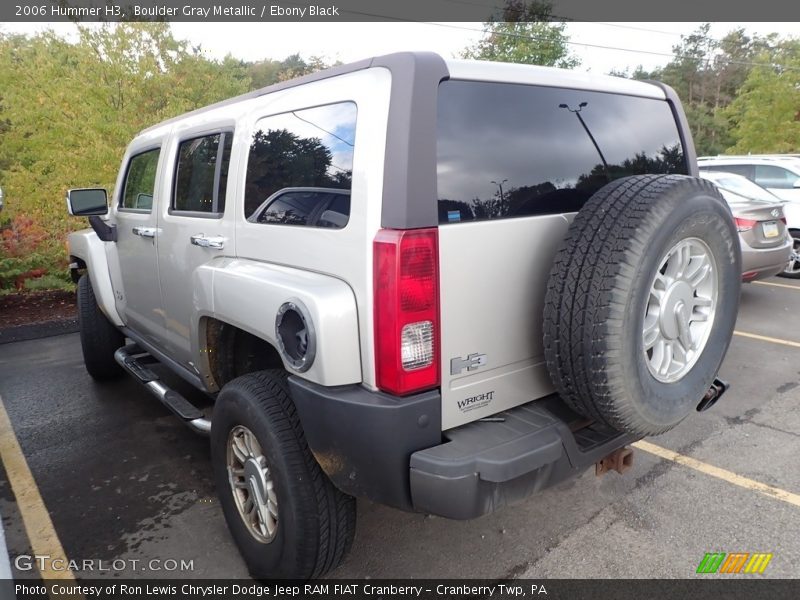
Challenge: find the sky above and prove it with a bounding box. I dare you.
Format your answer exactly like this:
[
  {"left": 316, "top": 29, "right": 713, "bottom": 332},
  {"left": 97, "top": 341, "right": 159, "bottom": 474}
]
[{"left": 2, "top": 21, "right": 799, "bottom": 74}]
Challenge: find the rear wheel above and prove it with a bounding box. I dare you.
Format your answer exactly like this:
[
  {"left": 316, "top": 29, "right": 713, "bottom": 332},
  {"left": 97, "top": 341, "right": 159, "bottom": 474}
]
[
  {"left": 77, "top": 274, "right": 124, "bottom": 381},
  {"left": 778, "top": 229, "right": 800, "bottom": 279},
  {"left": 543, "top": 175, "right": 740, "bottom": 436},
  {"left": 211, "top": 370, "right": 356, "bottom": 579}
]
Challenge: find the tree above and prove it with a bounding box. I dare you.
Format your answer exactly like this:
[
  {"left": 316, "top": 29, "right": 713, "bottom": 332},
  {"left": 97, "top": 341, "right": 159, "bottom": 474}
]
[
  {"left": 725, "top": 40, "right": 800, "bottom": 153},
  {"left": 461, "top": 1, "right": 580, "bottom": 69},
  {"left": 247, "top": 54, "right": 337, "bottom": 89},
  {"left": 0, "top": 23, "right": 251, "bottom": 289},
  {"left": 612, "top": 24, "right": 784, "bottom": 156}
]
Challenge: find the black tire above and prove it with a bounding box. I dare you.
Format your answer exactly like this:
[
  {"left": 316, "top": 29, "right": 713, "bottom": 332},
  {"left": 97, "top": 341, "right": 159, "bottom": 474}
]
[
  {"left": 543, "top": 175, "right": 740, "bottom": 436},
  {"left": 77, "top": 274, "right": 125, "bottom": 381},
  {"left": 777, "top": 229, "right": 800, "bottom": 279},
  {"left": 211, "top": 370, "right": 356, "bottom": 579}
]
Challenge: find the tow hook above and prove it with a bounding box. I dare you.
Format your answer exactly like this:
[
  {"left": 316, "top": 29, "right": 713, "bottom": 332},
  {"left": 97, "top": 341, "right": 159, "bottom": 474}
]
[
  {"left": 595, "top": 446, "right": 634, "bottom": 476},
  {"left": 696, "top": 378, "right": 729, "bottom": 412}
]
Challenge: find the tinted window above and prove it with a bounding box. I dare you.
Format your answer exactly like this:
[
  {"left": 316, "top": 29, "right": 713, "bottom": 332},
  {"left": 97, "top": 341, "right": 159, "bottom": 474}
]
[
  {"left": 436, "top": 81, "right": 687, "bottom": 223},
  {"left": 121, "top": 148, "right": 160, "bottom": 210},
  {"left": 754, "top": 165, "right": 799, "bottom": 189},
  {"left": 245, "top": 102, "right": 356, "bottom": 223},
  {"left": 251, "top": 189, "right": 350, "bottom": 228},
  {"left": 173, "top": 133, "right": 232, "bottom": 214}
]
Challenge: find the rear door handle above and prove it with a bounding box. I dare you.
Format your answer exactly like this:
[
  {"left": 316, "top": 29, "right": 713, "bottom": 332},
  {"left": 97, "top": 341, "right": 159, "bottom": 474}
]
[
  {"left": 132, "top": 226, "right": 157, "bottom": 238},
  {"left": 190, "top": 234, "right": 225, "bottom": 249}
]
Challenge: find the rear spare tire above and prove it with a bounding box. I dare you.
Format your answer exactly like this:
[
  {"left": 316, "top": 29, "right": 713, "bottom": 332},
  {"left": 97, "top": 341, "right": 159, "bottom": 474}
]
[{"left": 543, "top": 175, "right": 740, "bottom": 436}]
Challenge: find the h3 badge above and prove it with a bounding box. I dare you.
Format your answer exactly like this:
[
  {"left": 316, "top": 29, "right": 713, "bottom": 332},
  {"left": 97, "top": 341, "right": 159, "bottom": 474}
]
[{"left": 450, "top": 353, "right": 488, "bottom": 375}]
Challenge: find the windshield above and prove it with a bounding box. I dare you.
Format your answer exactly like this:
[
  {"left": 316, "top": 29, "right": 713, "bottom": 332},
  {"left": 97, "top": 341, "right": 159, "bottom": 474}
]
[{"left": 712, "top": 174, "right": 778, "bottom": 203}]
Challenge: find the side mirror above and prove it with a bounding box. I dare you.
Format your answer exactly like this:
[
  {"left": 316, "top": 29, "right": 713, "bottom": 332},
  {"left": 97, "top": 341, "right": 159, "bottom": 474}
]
[{"left": 67, "top": 188, "right": 108, "bottom": 216}]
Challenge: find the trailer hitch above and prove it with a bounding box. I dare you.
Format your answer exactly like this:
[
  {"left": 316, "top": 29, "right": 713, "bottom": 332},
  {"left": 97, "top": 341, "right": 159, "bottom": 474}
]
[{"left": 596, "top": 446, "right": 634, "bottom": 476}]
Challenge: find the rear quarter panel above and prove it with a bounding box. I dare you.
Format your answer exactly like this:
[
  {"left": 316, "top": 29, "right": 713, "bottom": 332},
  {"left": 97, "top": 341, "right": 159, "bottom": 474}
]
[{"left": 194, "top": 258, "right": 362, "bottom": 387}]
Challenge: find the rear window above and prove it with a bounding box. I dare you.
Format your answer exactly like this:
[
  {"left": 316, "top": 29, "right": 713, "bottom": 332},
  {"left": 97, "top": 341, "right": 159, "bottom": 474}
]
[{"left": 436, "top": 80, "right": 688, "bottom": 224}]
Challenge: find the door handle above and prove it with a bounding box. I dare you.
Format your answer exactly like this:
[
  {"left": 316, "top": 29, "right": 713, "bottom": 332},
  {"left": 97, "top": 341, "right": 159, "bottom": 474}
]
[
  {"left": 190, "top": 234, "right": 225, "bottom": 249},
  {"left": 132, "top": 226, "right": 157, "bottom": 238}
]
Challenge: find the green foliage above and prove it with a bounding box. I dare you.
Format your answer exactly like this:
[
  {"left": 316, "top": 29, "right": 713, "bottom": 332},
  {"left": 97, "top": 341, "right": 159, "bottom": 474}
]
[
  {"left": 614, "top": 24, "right": 798, "bottom": 156},
  {"left": 461, "top": 1, "right": 580, "bottom": 69},
  {"left": 725, "top": 41, "right": 800, "bottom": 153},
  {"left": 247, "top": 54, "right": 338, "bottom": 88},
  {"left": 0, "top": 23, "right": 251, "bottom": 289},
  {"left": 23, "top": 274, "right": 74, "bottom": 292}
]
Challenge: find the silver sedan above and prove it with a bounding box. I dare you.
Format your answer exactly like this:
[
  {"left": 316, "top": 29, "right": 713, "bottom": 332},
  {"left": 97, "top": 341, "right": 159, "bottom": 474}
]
[{"left": 699, "top": 171, "right": 792, "bottom": 282}]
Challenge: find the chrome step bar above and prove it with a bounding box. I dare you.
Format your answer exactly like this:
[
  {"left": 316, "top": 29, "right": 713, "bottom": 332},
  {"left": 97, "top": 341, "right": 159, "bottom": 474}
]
[{"left": 114, "top": 344, "right": 211, "bottom": 435}]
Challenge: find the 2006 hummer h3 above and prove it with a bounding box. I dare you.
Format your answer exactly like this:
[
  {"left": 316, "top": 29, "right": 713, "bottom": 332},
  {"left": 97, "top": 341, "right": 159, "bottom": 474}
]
[{"left": 66, "top": 52, "right": 739, "bottom": 578}]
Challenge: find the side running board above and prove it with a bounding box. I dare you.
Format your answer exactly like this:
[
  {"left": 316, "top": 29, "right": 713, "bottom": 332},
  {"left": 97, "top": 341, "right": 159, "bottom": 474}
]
[{"left": 114, "top": 344, "right": 211, "bottom": 435}]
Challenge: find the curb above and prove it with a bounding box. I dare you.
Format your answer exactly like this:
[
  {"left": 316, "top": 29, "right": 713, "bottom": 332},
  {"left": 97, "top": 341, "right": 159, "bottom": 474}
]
[{"left": 0, "top": 318, "right": 79, "bottom": 345}]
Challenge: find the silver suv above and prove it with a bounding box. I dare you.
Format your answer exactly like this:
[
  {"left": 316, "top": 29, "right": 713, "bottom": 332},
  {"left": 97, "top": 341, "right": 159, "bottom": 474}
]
[{"left": 66, "top": 53, "right": 740, "bottom": 579}]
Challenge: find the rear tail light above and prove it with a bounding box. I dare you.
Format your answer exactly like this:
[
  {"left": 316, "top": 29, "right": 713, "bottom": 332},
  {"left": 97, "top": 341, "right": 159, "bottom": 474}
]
[
  {"left": 781, "top": 217, "right": 787, "bottom": 224},
  {"left": 735, "top": 217, "right": 757, "bottom": 232},
  {"left": 373, "top": 228, "right": 440, "bottom": 395}
]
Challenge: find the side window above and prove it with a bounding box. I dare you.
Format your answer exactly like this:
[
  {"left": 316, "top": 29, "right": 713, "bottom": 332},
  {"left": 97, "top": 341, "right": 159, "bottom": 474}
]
[
  {"left": 244, "top": 102, "right": 356, "bottom": 228},
  {"left": 173, "top": 132, "right": 233, "bottom": 215},
  {"left": 121, "top": 148, "right": 160, "bottom": 210},
  {"left": 714, "top": 164, "right": 753, "bottom": 179},
  {"left": 754, "top": 165, "right": 799, "bottom": 189}
]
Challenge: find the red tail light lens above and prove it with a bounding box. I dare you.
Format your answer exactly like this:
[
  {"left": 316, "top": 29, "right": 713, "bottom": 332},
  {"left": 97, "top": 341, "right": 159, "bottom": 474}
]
[
  {"left": 374, "top": 228, "right": 440, "bottom": 396},
  {"left": 735, "top": 217, "right": 757, "bottom": 232}
]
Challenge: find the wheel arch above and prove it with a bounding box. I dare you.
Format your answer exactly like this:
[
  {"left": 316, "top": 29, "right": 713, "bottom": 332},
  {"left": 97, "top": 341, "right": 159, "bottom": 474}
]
[
  {"left": 199, "top": 317, "right": 285, "bottom": 392},
  {"left": 67, "top": 229, "right": 124, "bottom": 326}
]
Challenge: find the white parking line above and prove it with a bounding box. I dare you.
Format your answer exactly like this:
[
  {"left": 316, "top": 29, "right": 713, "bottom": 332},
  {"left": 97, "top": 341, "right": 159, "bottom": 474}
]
[
  {"left": 0, "top": 392, "right": 78, "bottom": 588},
  {"left": 733, "top": 330, "right": 800, "bottom": 349},
  {"left": 753, "top": 280, "right": 800, "bottom": 291},
  {"left": 634, "top": 440, "right": 800, "bottom": 508}
]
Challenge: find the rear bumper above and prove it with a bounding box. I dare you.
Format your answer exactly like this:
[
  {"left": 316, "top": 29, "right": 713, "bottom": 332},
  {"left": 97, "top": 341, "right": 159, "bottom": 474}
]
[
  {"left": 409, "top": 397, "right": 637, "bottom": 519},
  {"left": 289, "top": 377, "right": 636, "bottom": 518},
  {"left": 741, "top": 235, "right": 792, "bottom": 281}
]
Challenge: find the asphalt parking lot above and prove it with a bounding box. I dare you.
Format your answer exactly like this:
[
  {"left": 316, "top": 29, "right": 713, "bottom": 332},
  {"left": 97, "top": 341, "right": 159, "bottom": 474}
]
[{"left": 1, "top": 277, "right": 799, "bottom": 580}]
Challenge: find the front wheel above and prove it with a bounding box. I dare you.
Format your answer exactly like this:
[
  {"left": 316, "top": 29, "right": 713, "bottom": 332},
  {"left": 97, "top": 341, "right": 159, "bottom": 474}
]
[
  {"left": 76, "top": 274, "right": 124, "bottom": 380},
  {"left": 778, "top": 230, "right": 800, "bottom": 279},
  {"left": 211, "top": 370, "right": 356, "bottom": 579}
]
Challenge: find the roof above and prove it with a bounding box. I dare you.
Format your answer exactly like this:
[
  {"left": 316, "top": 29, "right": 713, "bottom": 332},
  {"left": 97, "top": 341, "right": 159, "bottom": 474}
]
[
  {"left": 444, "top": 58, "right": 665, "bottom": 99},
  {"left": 138, "top": 51, "right": 666, "bottom": 137}
]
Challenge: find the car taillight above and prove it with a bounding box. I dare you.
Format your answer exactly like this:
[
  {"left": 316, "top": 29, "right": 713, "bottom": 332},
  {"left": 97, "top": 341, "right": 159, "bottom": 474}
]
[
  {"left": 781, "top": 217, "right": 787, "bottom": 224},
  {"left": 735, "top": 217, "right": 757, "bottom": 232},
  {"left": 374, "top": 228, "right": 440, "bottom": 396}
]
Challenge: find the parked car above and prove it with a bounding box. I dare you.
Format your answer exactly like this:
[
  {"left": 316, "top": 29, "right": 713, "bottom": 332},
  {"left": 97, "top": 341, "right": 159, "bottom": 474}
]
[
  {"left": 697, "top": 156, "right": 800, "bottom": 202},
  {"left": 0, "top": 186, "right": 4, "bottom": 212},
  {"left": 65, "top": 52, "right": 739, "bottom": 579},
  {"left": 699, "top": 171, "right": 793, "bottom": 281}
]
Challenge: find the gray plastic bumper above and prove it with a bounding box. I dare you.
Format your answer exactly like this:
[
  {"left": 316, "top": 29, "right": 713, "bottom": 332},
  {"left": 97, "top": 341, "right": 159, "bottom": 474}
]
[
  {"left": 409, "top": 397, "right": 638, "bottom": 519},
  {"left": 289, "top": 376, "right": 637, "bottom": 519}
]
